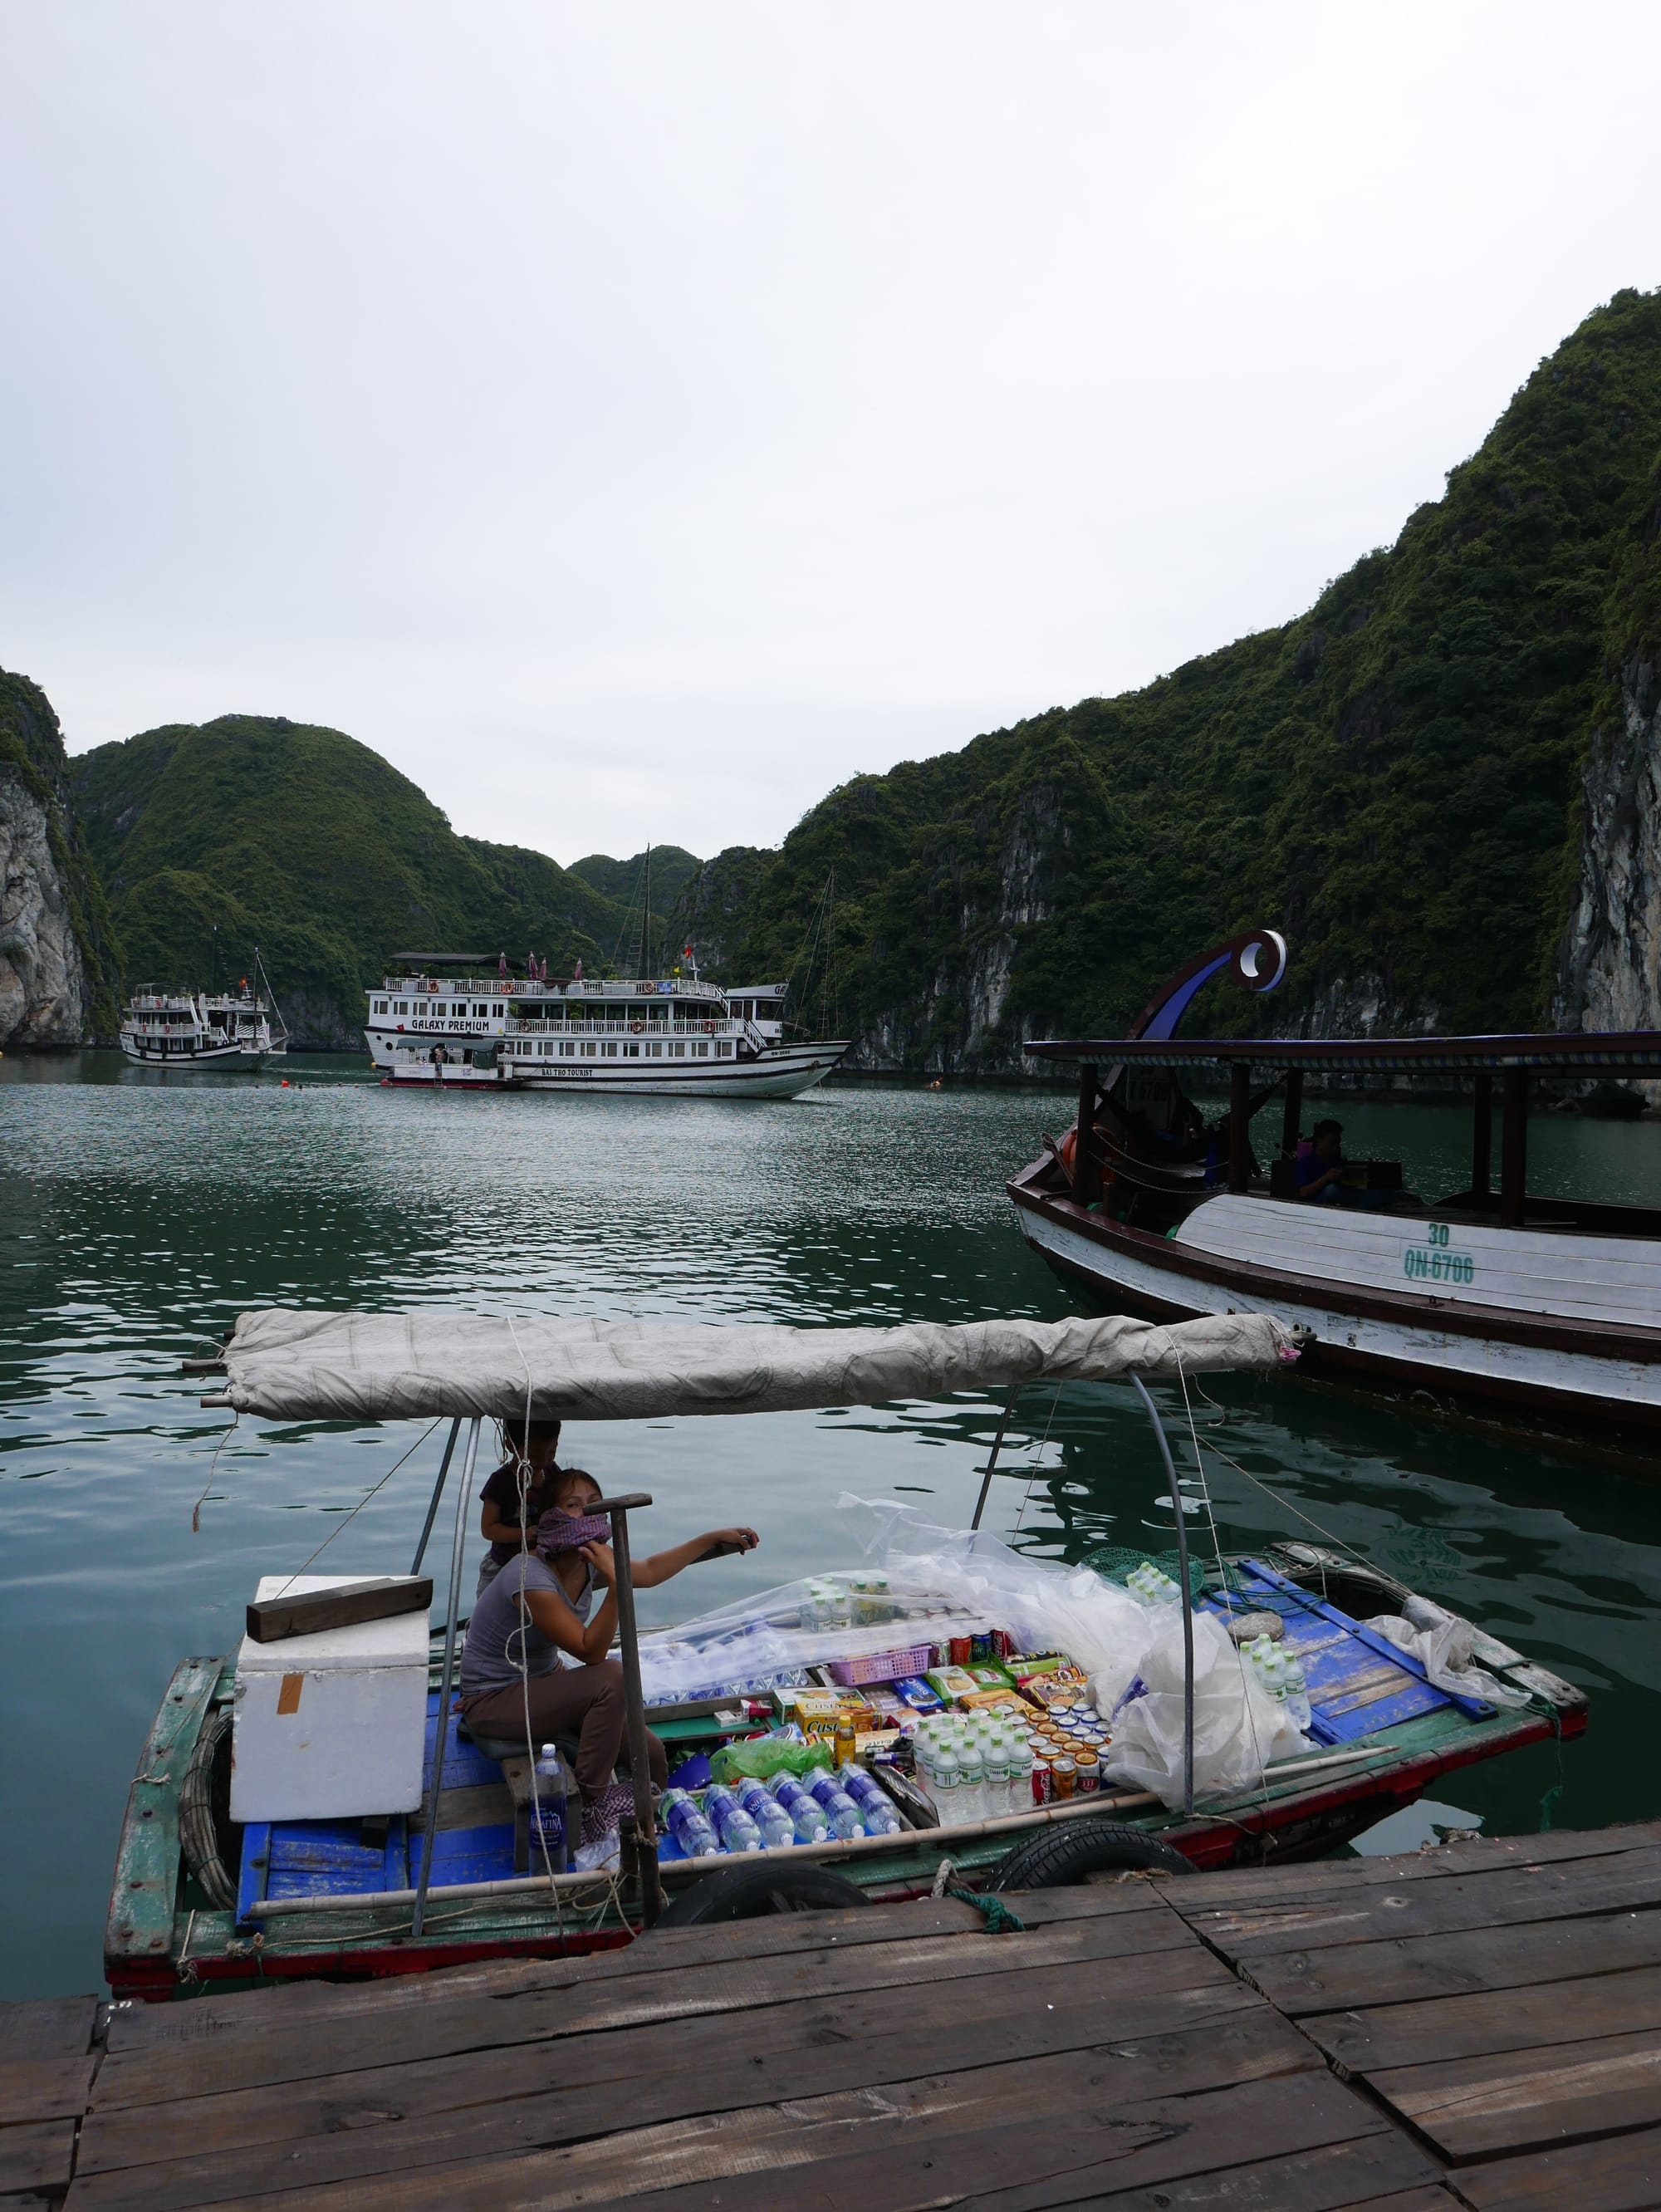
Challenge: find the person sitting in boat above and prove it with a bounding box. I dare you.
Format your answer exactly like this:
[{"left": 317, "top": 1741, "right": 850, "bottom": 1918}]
[
  {"left": 1296, "top": 1118, "right": 1349, "bottom": 1203},
  {"left": 458, "top": 1471, "right": 760, "bottom": 1852},
  {"left": 476, "top": 1419, "right": 564, "bottom": 1595}
]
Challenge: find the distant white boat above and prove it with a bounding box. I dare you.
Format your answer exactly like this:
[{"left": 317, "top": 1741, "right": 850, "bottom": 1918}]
[
  {"left": 369, "top": 959, "right": 846, "bottom": 1100},
  {"left": 120, "top": 979, "right": 287, "bottom": 1070}
]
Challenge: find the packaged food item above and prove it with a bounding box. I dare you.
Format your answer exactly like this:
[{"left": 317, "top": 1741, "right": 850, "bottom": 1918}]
[
  {"left": 962, "top": 1660, "right": 1014, "bottom": 1690},
  {"left": 959, "top": 1688, "right": 1031, "bottom": 1718},
  {"left": 894, "top": 1675, "right": 943, "bottom": 1712},
  {"left": 791, "top": 1690, "right": 841, "bottom": 1729},
  {"left": 925, "top": 1666, "right": 979, "bottom": 1704},
  {"left": 865, "top": 1687, "right": 906, "bottom": 1719}
]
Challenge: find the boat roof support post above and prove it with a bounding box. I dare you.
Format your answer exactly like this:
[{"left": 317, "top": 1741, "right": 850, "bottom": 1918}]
[
  {"left": 410, "top": 1418, "right": 461, "bottom": 1577},
  {"left": 1227, "top": 1062, "right": 1252, "bottom": 1194},
  {"left": 1472, "top": 1072, "right": 1492, "bottom": 1199},
  {"left": 1129, "top": 1375, "right": 1194, "bottom": 1817},
  {"left": 1500, "top": 1067, "right": 1528, "bottom": 1228},
  {"left": 969, "top": 1388, "right": 1022, "bottom": 1533},
  {"left": 1074, "top": 1064, "right": 1100, "bottom": 1206},
  {"left": 1280, "top": 1067, "right": 1303, "bottom": 1160},
  {"left": 597, "top": 1494, "right": 663, "bottom": 1926},
  {"left": 411, "top": 1415, "right": 480, "bottom": 1940}
]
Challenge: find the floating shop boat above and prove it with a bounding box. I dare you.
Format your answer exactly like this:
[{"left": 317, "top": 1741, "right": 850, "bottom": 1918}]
[
  {"left": 106, "top": 1307, "right": 1584, "bottom": 1996},
  {"left": 368, "top": 956, "right": 846, "bottom": 1100},
  {"left": 1008, "top": 930, "right": 1661, "bottom": 1435}
]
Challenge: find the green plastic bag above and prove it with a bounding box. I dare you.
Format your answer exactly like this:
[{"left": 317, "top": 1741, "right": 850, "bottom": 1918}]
[{"left": 709, "top": 1731, "right": 827, "bottom": 1784}]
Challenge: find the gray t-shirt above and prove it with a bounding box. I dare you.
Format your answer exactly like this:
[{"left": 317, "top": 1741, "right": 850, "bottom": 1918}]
[{"left": 460, "top": 1552, "right": 599, "bottom": 1699}]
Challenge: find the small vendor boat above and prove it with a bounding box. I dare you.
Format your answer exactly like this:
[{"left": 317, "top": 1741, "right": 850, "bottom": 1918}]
[
  {"left": 1010, "top": 930, "right": 1661, "bottom": 1435},
  {"left": 106, "top": 1307, "right": 1585, "bottom": 1997}
]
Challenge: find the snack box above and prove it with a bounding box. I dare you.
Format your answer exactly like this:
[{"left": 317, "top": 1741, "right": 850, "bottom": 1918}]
[
  {"left": 781, "top": 1689, "right": 842, "bottom": 1728},
  {"left": 925, "top": 1665, "right": 980, "bottom": 1704},
  {"left": 959, "top": 1687, "right": 1034, "bottom": 1717},
  {"left": 865, "top": 1686, "right": 907, "bottom": 1719},
  {"left": 961, "top": 1660, "right": 1015, "bottom": 1690},
  {"left": 894, "top": 1675, "right": 944, "bottom": 1712}
]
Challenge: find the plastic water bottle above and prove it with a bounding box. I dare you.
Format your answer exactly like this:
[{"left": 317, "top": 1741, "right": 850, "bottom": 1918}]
[
  {"left": 932, "top": 1741, "right": 962, "bottom": 1828},
  {"left": 956, "top": 1736, "right": 986, "bottom": 1822},
  {"left": 771, "top": 1773, "right": 831, "bottom": 1842},
  {"left": 530, "top": 1743, "right": 570, "bottom": 1871},
  {"left": 803, "top": 1766, "right": 867, "bottom": 1840},
  {"left": 703, "top": 1784, "right": 764, "bottom": 1853},
  {"left": 836, "top": 1763, "right": 902, "bottom": 1835},
  {"left": 659, "top": 1787, "right": 718, "bottom": 1861},
  {"left": 1282, "top": 1649, "right": 1313, "bottom": 1732},
  {"left": 736, "top": 1778, "right": 797, "bottom": 1849},
  {"left": 984, "top": 1730, "right": 1012, "bottom": 1816}
]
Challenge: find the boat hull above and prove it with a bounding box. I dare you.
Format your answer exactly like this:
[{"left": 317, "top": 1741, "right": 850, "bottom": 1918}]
[
  {"left": 382, "top": 1042, "right": 847, "bottom": 1100},
  {"left": 1009, "top": 1167, "right": 1661, "bottom": 1432},
  {"left": 119, "top": 1036, "right": 267, "bottom": 1069}
]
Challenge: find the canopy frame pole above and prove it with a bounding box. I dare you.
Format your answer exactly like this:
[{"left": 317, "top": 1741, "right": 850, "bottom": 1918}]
[
  {"left": 1129, "top": 1375, "right": 1194, "bottom": 1818},
  {"left": 1472, "top": 1071, "right": 1492, "bottom": 1199},
  {"left": 1074, "top": 1063, "right": 1100, "bottom": 1205},
  {"left": 410, "top": 1418, "right": 461, "bottom": 1577},
  {"left": 969, "top": 1388, "right": 1022, "bottom": 1533},
  {"left": 593, "top": 1493, "right": 663, "bottom": 1927},
  {"left": 1227, "top": 1062, "right": 1252, "bottom": 1194},
  {"left": 1500, "top": 1067, "right": 1528, "bottom": 1229},
  {"left": 412, "top": 1415, "right": 479, "bottom": 1940},
  {"left": 1280, "top": 1068, "right": 1303, "bottom": 1159}
]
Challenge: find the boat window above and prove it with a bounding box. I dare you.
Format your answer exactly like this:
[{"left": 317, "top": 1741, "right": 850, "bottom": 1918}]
[
  {"left": 718, "top": 1042, "right": 733, "bottom": 1057},
  {"left": 672, "top": 1042, "right": 684, "bottom": 1057},
  {"left": 624, "top": 1043, "right": 639, "bottom": 1057},
  {"left": 695, "top": 1042, "right": 709, "bottom": 1057},
  {"left": 648, "top": 1042, "right": 662, "bottom": 1057},
  {"left": 604, "top": 1042, "right": 618, "bottom": 1057}
]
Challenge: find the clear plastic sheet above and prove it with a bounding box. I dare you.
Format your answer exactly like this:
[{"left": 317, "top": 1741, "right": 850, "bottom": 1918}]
[
  {"left": 1367, "top": 1597, "right": 1531, "bottom": 1709},
  {"left": 1101, "top": 1607, "right": 1309, "bottom": 1807}
]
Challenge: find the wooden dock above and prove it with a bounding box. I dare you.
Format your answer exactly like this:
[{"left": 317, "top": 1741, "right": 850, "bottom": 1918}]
[{"left": 7, "top": 1819, "right": 1661, "bottom": 2210}]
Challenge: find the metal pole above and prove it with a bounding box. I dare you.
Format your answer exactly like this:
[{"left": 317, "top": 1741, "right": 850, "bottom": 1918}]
[
  {"left": 1280, "top": 1068, "right": 1303, "bottom": 1159},
  {"left": 411, "top": 1417, "right": 461, "bottom": 1576},
  {"left": 1073, "top": 1063, "right": 1100, "bottom": 1204},
  {"left": 969, "top": 1388, "right": 1022, "bottom": 1533},
  {"left": 1129, "top": 1374, "right": 1194, "bottom": 1818},
  {"left": 1227, "top": 1062, "right": 1252, "bottom": 1194},
  {"left": 1472, "top": 1071, "right": 1492, "bottom": 1199},
  {"left": 605, "top": 1499, "right": 664, "bottom": 1926},
  {"left": 1500, "top": 1066, "right": 1528, "bottom": 1229},
  {"left": 412, "top": 1415, "right": 479, "bottom": 1939}
]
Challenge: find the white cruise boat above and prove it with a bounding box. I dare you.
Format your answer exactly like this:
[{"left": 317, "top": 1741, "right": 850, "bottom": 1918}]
[
  {"left": 368, "top": 957, "right": 847, "bottom": 1099},
  {"left": 120, "top": 984, "right": 287, "bottom": 1069}
]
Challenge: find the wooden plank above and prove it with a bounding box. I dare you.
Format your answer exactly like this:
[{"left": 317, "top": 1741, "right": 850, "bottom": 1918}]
[
  {"left": 1163, "top": 1822, "right": 1661, "bottom": 1910},
  {"left": 1178, "top": 1846, "right": 1661, "bottom": 1959},
  {"left": 103, "top": 1882, "right": 1165, "bottom": 2051},
  {"left": 1090, "top": 2142, "right": 1453, "bottom": 2212},
  {"left": 1306, "top": 1962, "right": 1661, "bottom": 2075},
  {"left": 1242, "top": 1897, "right": 1661, "bottom": 2013},
  {"left": 0, "top": 2123, "right": 75, "bottom": 2197},
  {"left": 0, "top": 2058, "right": 96, "bottom": 2126},
  {"left": 0, "top": 1995, "right": 96, "bottom": 2063},
  {"left": 87, "top": 1906, "right": 1201, "bottom": 2131},
  {"left": 105, "top": 1658, "right": 221, "bottom": 1974},
  {"left": 246, "top": 1577, "right": 432, "bottom": 1642},
  {"left": 1368, "top": 2027, "right": 1661, "bottom": 2165},
  {"left": 1457, "top": 2127, "right": 1661, "bottom": 2210},
  {"left": 96, "top": 2067, "right": 1377, "bottom": 2212},
  {"left": 66, "top": 1960, "right": 1264, "bottom": 2208}
]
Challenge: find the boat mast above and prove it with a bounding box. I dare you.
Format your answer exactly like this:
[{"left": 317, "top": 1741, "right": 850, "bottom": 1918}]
[{"left": 640, "top": 845, "right": 652, "bottom": 979}]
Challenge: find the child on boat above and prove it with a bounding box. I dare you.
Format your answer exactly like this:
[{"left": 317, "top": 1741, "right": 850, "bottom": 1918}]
[
  {"left": 459, "top": 1469, "right": 759, "bottom": 1852},
  {"left": 476, "top": 1419, "right": 564, "bottom": 1595}
]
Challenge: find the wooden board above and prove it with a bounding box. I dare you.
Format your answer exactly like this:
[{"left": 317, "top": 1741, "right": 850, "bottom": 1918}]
[
  {"left": 0, "top": 1995, "right": 96, "bottom": 2063},
  {"left": 1305, "top": 1963, "right": 1661, "bottom": 2076},
  {"left": 1369, "top": 2027, "right": 1661, "bottom": 2165},
  {"left": 245, "top": 1576, "right": 432, "bottom": 1642},
  {"left": 1457, "top": 2128, "right": 1661, "bottom": 2210}
]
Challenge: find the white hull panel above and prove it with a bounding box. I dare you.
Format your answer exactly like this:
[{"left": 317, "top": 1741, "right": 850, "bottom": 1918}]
[
  {"left": 120, "top": 1037, "right": 267, "bottom": 1069},
  {"left": 1015, "top": 1202, "right": 1661, "bottom": 1419},
  {"left": 383, "top": 1045, "right": 845, "bottom": 1101}
]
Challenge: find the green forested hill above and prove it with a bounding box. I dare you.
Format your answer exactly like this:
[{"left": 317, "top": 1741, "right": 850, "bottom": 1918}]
[
  {"left": 71, "top": 716, "right": 639, "bottom": 1045},
  {"left": 569, "top": 846, "right": 701, "bottom": 915},
  {"left": 674, "top": 287, "right": 1661, "bottom": 1068},
  {"left": 0, "top": 670, "right": 121, "bottom": 1038}
]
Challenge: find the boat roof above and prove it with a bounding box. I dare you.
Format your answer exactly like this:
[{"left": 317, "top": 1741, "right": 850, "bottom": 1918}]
[
  {"left": 1025, "top": 1029, "right": 1661, "bottom": 1077},
  {"left": 205, "top": 1308, "right": 1296, "bottom": 1422}
]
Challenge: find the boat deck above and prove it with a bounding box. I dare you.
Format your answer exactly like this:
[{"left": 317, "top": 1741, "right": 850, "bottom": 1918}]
[{"left": 12, "top": 1817, "right": 1661, "bottom": 2209}]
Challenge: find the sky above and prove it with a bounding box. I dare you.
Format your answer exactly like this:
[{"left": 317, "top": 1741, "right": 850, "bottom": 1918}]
[{"left": 3, "top": 4, "right": 1660, "bottom": 868}]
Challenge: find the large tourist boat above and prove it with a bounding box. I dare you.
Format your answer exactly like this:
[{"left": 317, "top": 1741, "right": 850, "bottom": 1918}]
[
  {"left": 120, "top": 978, "right": 287, "bottom": 1069},
  {"left": 367, "top": 956, "right": 847, "bottom": 1099},
  {"left": 1008, "top": 929, "right": 1661, "bottom": 1435},
  {"left": 106, "top": 1307, "right": 1583, "bottom": 1995}
]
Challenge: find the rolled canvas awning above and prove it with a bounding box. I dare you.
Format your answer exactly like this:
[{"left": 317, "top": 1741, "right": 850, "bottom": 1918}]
[{"left": 213, "top": 1308, "right": 1300, "bottom": 1424}]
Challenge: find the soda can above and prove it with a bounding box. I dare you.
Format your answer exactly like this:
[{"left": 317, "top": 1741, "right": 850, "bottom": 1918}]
[
  {"left": 1051, "top": 1757, "right": 1076, "bottom": 1800},
  {"left": 949, "top": 1636, "right": 973, "bottom": 1666},
  {"left": 1074, "top": 1750, "right": 1100, "bottom": 1795},
  {"left": 1031, "top": 1758, "right": 1053, "bottom": 1806},
  {"left": 969, "top": 1631, "right": 992, "bottom": 1663}
]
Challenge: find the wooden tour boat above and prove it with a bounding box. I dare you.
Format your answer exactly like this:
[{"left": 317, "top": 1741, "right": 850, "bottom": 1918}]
[
  {"left": 107, "top": 1307, "right": 1585, "bottom": 1997},
  {"left": 1010, "top": 929, "right": 1661, "bottom": 1435}
]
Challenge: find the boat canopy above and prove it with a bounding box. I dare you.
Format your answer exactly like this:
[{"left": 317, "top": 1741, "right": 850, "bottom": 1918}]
[
  {"left": 1026, "top": 1030, "right": 1661, "bottom": 1077},
  {"left": 209, "top": 1308, "right": 1298, "bottom": 1424}
]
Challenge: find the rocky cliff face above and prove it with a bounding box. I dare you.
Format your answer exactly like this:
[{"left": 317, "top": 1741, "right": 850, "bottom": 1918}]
[
  {"left": 0, "top": 672, "right": 119, "bottom": 1047},
  {"left": 1555, "top": 654, "right": 1661, "bottom": 1036}
]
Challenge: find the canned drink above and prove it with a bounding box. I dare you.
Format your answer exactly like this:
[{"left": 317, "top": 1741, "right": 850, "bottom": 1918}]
[
  {"left": 1074, "top": 1750, "right": 1100, "bottom": 1795},
  {"left": 969, "top": 1631, "right": 992, "bottom": 1663},
  {"left": 949, "top": 1636, "right": 973, "bottom": 1666},
  {"left": 1031, "top": 1758, "right": 1053, "bottom": 1806},
  {"left": 1051, "top": 1757, "right": 1076, "bottom": 1800},
  {"left": 993, "top": 1629, "right": 1017, "bottom": 1658}
]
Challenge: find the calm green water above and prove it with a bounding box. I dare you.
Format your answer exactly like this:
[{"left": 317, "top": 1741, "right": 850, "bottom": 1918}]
[{"left": 4, "top": 1053, "right": 1661, "bottom": 1999}]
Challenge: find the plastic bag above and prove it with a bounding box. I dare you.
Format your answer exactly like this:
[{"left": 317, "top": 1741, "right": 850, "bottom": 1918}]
[
  {"left": 709, "top": 1732, "right": 828, "bottom": 1785},
  {"left": 1103, "top": 1607, "right": 1310, "bottom": 1810},
  {"left": 1366, "top": 1598, "right": 1530, "bottom": 1709}
]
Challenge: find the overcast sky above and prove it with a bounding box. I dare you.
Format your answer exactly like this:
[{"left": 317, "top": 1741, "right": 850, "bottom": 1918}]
[{"left": 3, "top": 5, "right": 1659, "bottom": 866}]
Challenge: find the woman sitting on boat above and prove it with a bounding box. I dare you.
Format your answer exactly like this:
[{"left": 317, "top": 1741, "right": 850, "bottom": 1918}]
[
  {"left": 476, "top": 1419, "right": 564, "bottom": 1595},
  {"left": 459, "top": 1469, "right": 759, "bottom": 1850}
]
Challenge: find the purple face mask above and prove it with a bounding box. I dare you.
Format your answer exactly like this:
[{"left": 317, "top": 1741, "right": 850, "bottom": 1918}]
[{"left": 535, "top": 1509, "right": 610, "bottom": 1557}]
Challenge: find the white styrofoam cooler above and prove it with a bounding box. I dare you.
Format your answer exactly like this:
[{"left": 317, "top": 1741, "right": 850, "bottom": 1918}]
[{"left": 230, "top": 1575, "right": 431, "bottom": 1823}]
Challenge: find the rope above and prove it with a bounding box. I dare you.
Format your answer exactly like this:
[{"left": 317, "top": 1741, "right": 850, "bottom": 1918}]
[
  {"left": 1012, "top": 1386, "right": 1064, "bottom": 1536},
  {"left": 262, "top": 1420, "right": 443, "bottom": 1587},
  {"left": 948, "top": 1887, "right": 1026, "bottom": 1932},
  {"left": 190, "top": 1414, "right": 238, "bottom": 1533}
]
